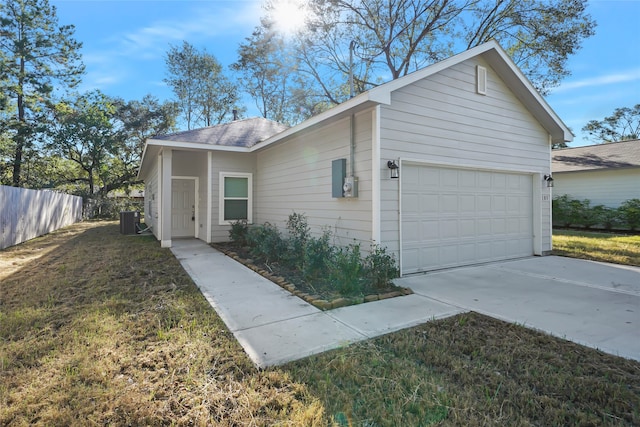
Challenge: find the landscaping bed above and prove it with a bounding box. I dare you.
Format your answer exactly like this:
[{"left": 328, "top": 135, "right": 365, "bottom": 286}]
[
  {"left": 212, "top": 242, "right": 412, "bottom": 310},
  {"left": 211, "top": 213, "right": 410, "bottom": 310}
]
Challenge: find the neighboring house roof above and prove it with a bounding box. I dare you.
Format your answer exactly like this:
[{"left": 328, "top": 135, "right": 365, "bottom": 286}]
[
  {"left": 139, "top": 40, "right": 572, "bottom": 179},
  {"left": 152, "top": 117, "right": 289, "bottom": 148},
  {"left": 552, "top": 139, "right": 640, "bottom": 173}
]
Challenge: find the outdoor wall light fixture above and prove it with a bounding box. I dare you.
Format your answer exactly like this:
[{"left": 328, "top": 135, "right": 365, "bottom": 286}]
[
  {"left": 543, "top": 174, "right": 554, "bottom": 188},
  {"left": 387, "top": 160, "right": 399, "bottom": 179}
]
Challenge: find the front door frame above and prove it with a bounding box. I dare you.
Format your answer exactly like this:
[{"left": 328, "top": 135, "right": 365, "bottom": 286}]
[{"left": 171, "top": 175, "right": 199, "bottom": 240}]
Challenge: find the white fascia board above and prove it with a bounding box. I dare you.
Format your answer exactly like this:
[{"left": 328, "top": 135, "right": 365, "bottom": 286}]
[
  {"left": 146, "top": 138, "right": 251, "bottom": 153},
  {"left": 250, "top": 92, "right": 388, "bottom": 152}
]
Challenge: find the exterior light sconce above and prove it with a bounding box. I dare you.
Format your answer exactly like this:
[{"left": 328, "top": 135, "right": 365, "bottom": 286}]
[
  {"left": 387, "top": 160, "right": 399, "bottom": 179},
  {"left": 544, "top": 174, "right": 554, "bottom": 188}
]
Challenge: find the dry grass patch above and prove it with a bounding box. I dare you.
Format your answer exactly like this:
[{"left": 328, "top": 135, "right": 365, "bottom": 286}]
[
  {"left": 553, "top": 230, "right": 640, "bottom": 266},
  {"left": 285, "top": 313, "right": 640, "bottom": 426},
  {"left": 0, "top": 222, "right": 326, "bottom": 426},
  {"left": 2, "top": 222, "right": 639, "bottom": 426}
]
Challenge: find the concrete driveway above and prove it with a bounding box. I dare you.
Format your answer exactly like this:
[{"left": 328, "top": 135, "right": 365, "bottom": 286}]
[{"left": 395, "top": 256, "right": 640, "bottom": 361}]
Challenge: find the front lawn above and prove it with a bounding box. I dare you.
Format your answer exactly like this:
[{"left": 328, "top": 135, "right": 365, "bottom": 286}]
[
  {"left": 1, "top": 222, "right": 638, "bottom": 425},
  {"left": 552, "top": 229, "right": 640, "bottom": 266}
]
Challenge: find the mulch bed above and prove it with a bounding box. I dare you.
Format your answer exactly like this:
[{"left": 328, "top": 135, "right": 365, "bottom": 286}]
[{"left": 211, "top": 242, "right": 412, "bottom": 310}]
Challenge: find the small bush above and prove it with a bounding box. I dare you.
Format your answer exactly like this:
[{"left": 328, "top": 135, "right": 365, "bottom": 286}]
[
  {"left": 229, "top": 220, "right": 248, "bottom": 246},
  {"left": 330, "top": 243, "right": 363, "bottom": 296},
  {"left": 364, "top": 245, "right": 400, "bottom": 290},
  {"left": 246, "top": 222, "right": 286, "bottom": 264},
  {"left": 303, "top": 229, "right": 334, "bottom": 282},
  {"left": 619, "top": 199, "right": 640, "bottom": 230},
  {"left": 285, "top": 212, "right": 310, "bottom": 269}
]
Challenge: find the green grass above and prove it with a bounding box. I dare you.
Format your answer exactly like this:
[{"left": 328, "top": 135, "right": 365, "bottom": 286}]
[
  {"left": 1, "top": 222, "right": 639, "bottom": 426},
  {"left": 553, "top": 229, "right": 640, "bottom": 266}
]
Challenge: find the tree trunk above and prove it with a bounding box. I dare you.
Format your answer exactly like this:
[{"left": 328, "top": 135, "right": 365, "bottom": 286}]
[{"left": 12, "top": 57, "right": 26, "bottom": 187}]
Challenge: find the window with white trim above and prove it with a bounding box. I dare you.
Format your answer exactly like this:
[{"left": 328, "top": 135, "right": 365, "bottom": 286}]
[{"left": 219, "top": 172, "right": 252, "bottom": 224}]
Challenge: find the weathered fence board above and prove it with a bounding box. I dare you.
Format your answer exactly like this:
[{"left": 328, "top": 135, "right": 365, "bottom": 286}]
[{"left": 0, "top": 186, "right": 83, "bottom": 250}]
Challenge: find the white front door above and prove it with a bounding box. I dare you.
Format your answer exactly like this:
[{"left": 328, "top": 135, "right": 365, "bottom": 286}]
[{"left": 171, "top": 179, "right": 195, "bottom": 238}]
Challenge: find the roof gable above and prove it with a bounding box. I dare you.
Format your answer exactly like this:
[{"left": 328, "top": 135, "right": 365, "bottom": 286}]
[
  {"left": 552, "top": 139, "right": 640, "bottom": 172},
  {"left": 257, "top": 40, "right": 572, "bottom": 149}
]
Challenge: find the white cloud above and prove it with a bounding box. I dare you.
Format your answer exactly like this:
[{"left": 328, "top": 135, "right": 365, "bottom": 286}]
[
  {"left": 553, "top": 68, "right": 640, "bottom": 93},
  {"left": 115, "top": 2, "right": 262, "bottom": 59}
]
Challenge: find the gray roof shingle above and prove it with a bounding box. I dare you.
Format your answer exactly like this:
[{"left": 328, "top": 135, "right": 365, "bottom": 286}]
[
  {"left": 153, "top": 117, "right": 289, "bottom": 148},
  {"left": 552, "top": 139, "right": 640, "bottom": 172}
]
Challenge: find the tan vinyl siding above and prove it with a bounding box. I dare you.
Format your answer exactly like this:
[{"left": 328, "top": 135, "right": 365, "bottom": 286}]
[
  {"left": 210, "top": 152, "right": 256, "bottom": 242},
  {"left": 255, "top": 110, "right": 374, "bottom": 246},
  {"left": 380, "top": 56, "right": 553, "bottom": 258},
  {"left": 554, "top": 169, "right": 640, "bottom": 208},
  {"left": 143, "top": 159, "right": 159, "bottom": 238}
]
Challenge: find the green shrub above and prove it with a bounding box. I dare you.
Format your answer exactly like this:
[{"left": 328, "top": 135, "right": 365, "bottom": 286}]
[
  {"left": 228, "top": 220, "right": 248, "bottom": 246},
  {"left": 238, "top": 212, "right": 400, "bottom": 298},
  {"left": 303, "top": 229, "right": 334, "bottom": 282},
  {"left": 619, "top": 199, "right": 640, "bottom": 230},
  {"left": 246, "top": 223, "right": 286, "bottom": 264},
  {"left": 364, "top": 245, "right": 400, "bottom": 290},
  {"left": 285, "top": 212, "right": 310, "bottom": 269},
  {"left": 330, "top": 243, "right": 364, "bottom": 296},
  {"left": 553, "top": 195, "right": 620, "bottom": 229}
]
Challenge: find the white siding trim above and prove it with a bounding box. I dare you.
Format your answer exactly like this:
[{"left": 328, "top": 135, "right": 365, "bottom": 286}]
[
  {"left": 160, "top": 149, "right": 172, "bottom": 248},
  {"left": 532, "top": 172, "right": 542, "bottom": 255},
  {"left": 156, "top": 152, "right": 162, "bottom": 242},
  {"left": 206, "top": 152, "right": 213, "bottom": 243},
  {"left": 398, "top": 158, "right": 404, "bottom": 275},
  {"left": 371, "top": 106, "right": 381, "bottom": 244},
  {"left": 400, "top": 157, "right": 541, "bottom": 175},
  {"left": 218, "top": 172, "right": 253, "bottom": 225},
  {"left": 477, "top": 65, "right": 487, "bottom": 95}
]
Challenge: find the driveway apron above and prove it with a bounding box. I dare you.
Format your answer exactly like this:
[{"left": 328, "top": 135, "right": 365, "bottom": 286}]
[{"left": 396, "top": 256, "right": 640, "bottom": 361}]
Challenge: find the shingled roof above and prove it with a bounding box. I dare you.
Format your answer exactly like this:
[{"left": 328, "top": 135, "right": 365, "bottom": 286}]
[
  {"left": 153, "top": 117, "right": 289, "bottom": 148},
  {"left": 552, "top": 140, "right": 640, "bottom": 173}
]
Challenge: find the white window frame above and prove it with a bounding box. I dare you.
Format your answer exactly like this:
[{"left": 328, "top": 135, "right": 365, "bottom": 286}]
[{"left": 219, "top": 172, "right": 253, "bottom": 225}]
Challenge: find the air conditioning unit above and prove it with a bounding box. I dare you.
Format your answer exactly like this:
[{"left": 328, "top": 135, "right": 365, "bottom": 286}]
[{"left": 119, "top": 211, "right": 140, "bottom": 235}]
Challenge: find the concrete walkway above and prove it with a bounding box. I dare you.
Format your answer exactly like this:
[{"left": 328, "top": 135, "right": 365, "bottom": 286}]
[
  {"left": 171, "top": 239, "right": 640, "bottom": 366},
  {"left": 170, "top": 239, "right": 462, "bottom": 368}
]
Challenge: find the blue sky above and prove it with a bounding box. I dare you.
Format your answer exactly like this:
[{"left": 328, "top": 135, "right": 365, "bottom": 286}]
[{"left": 52, "top": 0, "right": 640, "bottom": 147}]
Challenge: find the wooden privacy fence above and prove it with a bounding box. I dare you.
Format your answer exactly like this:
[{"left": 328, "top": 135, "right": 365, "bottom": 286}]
[{"left": 0, "top": 185, "right": 83, "bottom": 250}]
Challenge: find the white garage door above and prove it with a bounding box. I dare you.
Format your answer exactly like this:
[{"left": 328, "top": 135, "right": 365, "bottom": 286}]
[{"left": 401, "top": 164, "right": 533, "bottom": 274}]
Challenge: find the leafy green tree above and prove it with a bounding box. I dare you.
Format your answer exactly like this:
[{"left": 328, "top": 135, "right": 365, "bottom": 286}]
[
  {"left": 0, "top": 0, "right": 84, "bottom": 187},
  {"left": 164, "top": 41, "right": 241, "bottom": 129},
  {"left": 47, "top": 92, "right": 177, "bottom": 196},
  {"left": 242, "top": 0, "right": 595, "bottom": 119},
  {"left": 104, "top": 95, "right": 178, "bottom": 194},
  {"left": 48, "top": 91, "right": 116, "bottom": 196},
  {"left": 582, "top": 104, "right": 640, "bottom": 143}
]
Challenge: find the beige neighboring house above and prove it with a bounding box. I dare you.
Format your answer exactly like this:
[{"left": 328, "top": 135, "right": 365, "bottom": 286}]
[
  {"left": 137, "top": 40, "right": 572, "bottom": 275},
  {"left": 552, "top": 139, "right": 640, "bottom": 208}
]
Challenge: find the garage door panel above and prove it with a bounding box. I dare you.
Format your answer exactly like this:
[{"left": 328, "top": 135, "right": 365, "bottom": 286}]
[
  {"left": 459, "top": 219, "right": 476, "bottom": 237},
  {"left": 459, "top": 194, "right": 476, "bottom": 213},
  {"left": 440, "top": 195, "right": 458, "bottom": 213},
  {"left": 420, "top": 220, "right": 439, "bottom": 240},
  {"left": 402, "top": 164, "right": 533, "bottom": 273},
  {"left": 440, "top": 219, "right": 458, "bottom": 238},
  {"left": 420, "top": 194, "right": 438, "bottom": 213}
]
